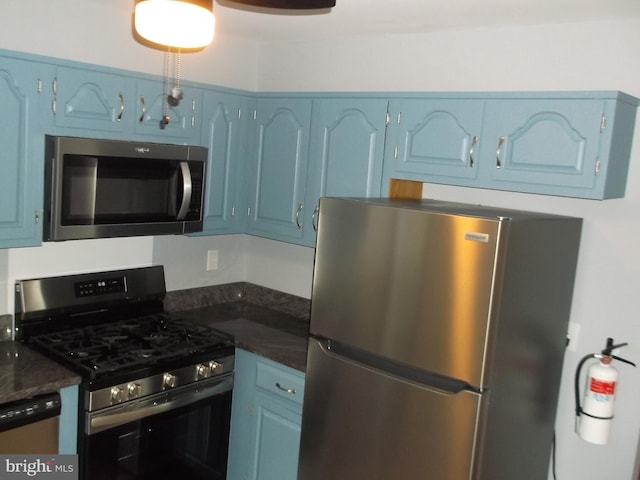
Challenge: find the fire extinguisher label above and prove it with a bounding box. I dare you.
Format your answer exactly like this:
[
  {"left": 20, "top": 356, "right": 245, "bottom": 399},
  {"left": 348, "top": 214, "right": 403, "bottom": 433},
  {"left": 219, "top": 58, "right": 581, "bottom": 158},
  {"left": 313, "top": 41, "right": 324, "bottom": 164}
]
[{"left": 589, "top": 378, "right": 616, "bottom": 395}]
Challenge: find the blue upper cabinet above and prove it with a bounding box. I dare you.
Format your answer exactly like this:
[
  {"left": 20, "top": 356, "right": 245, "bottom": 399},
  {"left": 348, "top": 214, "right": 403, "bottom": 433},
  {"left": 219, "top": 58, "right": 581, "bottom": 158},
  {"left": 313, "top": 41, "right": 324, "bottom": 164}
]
[
  {"left": 52, "top": 65, "right": 203, "bottom": 143},
  {"left": 383, "top": 92, "right": 639, "bottom": 199},
  {"left": 134, "top": 78, "right": 203, "bottom": 144},
  {"left": 384, "top": 98, "right": 485, "bottom": 186},
  {"left": 0, "top": 56, "right": 53, "bottom": 248},
  {"left": 245, "top": 97, "right": 312, "bottom": 244},
  {"left": 483, "top": 95, "right": 638, "bottom": 199},
  {"left": 197, "top": 89, "right": 247, "bottom": 235},
  {"left": 303, "top": 98, "right": 389, "bottom": 245},
  {"left": 53, "top": 66, "right": 133, "bottom": 135}
]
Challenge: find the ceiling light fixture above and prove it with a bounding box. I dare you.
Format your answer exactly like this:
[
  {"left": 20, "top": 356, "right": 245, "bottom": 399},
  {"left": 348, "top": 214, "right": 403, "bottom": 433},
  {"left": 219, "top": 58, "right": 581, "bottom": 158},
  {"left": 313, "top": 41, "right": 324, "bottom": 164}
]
[{"left": 134, "top": 0, "right": 215, "bottom": 49}]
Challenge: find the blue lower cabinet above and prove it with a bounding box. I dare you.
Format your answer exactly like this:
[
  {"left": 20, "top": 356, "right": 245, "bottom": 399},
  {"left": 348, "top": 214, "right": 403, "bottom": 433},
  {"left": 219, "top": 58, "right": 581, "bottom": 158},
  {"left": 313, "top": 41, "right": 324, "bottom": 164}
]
[
  {"left": 59, "top": 385, "right": 79, "bottom": 454},
  {"left": 227, "top": 349, "right": 305, "bottom": 480}
]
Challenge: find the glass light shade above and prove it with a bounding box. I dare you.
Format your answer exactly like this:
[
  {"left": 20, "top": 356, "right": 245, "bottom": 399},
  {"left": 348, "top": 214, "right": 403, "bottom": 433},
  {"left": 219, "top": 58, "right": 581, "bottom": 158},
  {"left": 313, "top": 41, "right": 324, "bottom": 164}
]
[{"left": 134, "top": 0, "right": 215, "bottom": 49}]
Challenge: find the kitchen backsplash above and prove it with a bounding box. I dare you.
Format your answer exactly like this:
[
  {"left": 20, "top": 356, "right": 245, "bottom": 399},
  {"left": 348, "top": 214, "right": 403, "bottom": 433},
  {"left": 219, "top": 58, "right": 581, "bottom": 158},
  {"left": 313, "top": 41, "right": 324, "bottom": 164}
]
[{"left": 163, "top": 282, "right": 311, "bottom": 320}]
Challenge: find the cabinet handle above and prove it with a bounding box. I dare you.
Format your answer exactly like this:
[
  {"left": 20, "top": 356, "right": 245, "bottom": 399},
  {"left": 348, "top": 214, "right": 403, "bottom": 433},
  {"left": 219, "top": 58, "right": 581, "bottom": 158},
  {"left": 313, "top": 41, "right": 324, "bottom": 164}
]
[
  {"left": 496, "top": 136, "right": 505, "bottom": 169},
  {"left": 275, "top": 383, "right": 296, "bottom": 395},
  {"left": 139, "top": 96, "right": 146, "bottom": 123},
  {"left": 312, "top": 205, "right": 319, "bottom": 232},
  {"left": 295, "top": 204, "right": 303, "bottom": 230},
  {"left": 469, "top": 135, "right": 478, "bottom": 168},
  {"left": 117, "top": 92, "right": 124, "bottom": 122}
]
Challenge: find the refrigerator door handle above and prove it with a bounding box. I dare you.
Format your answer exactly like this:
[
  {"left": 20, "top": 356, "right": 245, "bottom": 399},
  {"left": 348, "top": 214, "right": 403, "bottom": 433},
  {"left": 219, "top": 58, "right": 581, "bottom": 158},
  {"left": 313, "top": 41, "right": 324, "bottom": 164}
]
[{"left": 322, "top": 338, "right": 483, "bottom": 395}]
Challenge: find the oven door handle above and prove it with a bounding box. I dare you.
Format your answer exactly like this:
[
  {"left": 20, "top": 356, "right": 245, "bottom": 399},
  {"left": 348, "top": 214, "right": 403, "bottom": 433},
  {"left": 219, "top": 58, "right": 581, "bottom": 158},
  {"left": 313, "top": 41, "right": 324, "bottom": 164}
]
[{"left": 87, "top": 374, "right": 232, "bottom": 435}]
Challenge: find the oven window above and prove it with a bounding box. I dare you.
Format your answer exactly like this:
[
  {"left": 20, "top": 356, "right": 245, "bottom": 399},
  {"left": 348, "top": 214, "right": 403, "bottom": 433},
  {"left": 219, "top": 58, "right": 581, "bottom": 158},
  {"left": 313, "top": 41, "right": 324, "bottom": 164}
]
[
  {"left": 61, "top": 155, "right": 180, "bottom": 225},
  {"left": 81, "top": 391, "right": 231, "bottom": 480}
]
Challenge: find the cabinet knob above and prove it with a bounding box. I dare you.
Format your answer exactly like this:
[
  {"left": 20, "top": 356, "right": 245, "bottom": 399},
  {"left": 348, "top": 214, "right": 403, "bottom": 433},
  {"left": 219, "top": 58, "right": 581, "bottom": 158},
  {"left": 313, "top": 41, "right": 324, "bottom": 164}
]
[
  {"left": 312, "top": 205, "right": 319, "bottom": 232},
  {"left": 496, "top": 136, "right": 505, "bottom": 169},
  {"left": 295, "top": 204, "right": 303, "bottom": 230},
  {"left": 469, "top": 135, "right": 478, "bottom": 168},
  {"left": 275, "top": 382, "right": 297, "bottom": 395}
]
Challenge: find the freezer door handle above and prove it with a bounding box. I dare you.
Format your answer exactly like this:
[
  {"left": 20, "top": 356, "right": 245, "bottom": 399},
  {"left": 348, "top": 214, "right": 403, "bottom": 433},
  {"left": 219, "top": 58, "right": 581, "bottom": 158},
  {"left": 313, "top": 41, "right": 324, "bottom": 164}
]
[{"left": 323, "top": 338, "right": 483, "bottom": 394}]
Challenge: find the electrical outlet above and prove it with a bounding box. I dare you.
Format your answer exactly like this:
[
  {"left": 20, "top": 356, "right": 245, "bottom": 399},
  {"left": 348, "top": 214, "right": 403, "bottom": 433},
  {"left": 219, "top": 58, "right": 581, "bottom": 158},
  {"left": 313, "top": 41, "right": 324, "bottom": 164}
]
[
  {"left": 566, "top": 322, "right": 580, "bottom": 352},
  {"left": 206, "top": 250, "right": 219, "bottom": 271}
]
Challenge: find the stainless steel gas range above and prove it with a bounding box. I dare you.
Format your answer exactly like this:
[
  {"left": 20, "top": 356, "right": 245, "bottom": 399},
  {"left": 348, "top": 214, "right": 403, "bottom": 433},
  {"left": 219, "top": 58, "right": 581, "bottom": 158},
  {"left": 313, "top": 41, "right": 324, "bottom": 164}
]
[{"left": 15, "top": 266, "right": 234, "bottom": 480}]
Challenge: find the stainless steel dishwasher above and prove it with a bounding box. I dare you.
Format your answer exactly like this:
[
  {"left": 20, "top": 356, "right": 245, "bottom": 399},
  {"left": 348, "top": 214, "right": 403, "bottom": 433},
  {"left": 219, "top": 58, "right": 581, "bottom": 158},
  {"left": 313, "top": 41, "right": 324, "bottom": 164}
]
[{"left": 0, "top": 392, "right": 61, "bottom": 454}]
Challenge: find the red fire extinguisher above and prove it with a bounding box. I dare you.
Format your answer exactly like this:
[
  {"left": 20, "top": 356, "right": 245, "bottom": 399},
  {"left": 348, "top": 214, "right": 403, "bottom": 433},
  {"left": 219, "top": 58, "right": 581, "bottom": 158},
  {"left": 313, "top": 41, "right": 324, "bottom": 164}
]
[{"left": 575, "top": 338, "right": 636, "bottom": 444}]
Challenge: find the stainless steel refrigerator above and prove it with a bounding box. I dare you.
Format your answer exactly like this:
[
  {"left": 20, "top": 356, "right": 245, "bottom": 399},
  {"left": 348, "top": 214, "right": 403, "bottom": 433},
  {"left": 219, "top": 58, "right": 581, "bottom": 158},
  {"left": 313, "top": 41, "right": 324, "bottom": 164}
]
[{"left": 298, "top": 197, "right": 582, "bottom": 480}]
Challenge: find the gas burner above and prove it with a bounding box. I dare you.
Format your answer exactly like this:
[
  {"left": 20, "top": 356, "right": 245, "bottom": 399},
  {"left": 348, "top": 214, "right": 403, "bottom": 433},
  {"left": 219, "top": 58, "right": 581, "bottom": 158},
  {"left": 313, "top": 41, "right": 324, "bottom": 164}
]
[{"left": 28, "top": 314, "right": 233, "bottom": 380}]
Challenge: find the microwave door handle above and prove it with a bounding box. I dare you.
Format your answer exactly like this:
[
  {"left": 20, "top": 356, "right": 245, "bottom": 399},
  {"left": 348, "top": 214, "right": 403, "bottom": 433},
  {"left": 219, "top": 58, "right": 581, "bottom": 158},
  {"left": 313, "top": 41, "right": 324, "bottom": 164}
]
[{"left": 176, "top": 161, "right": 192, "bottom": 220}]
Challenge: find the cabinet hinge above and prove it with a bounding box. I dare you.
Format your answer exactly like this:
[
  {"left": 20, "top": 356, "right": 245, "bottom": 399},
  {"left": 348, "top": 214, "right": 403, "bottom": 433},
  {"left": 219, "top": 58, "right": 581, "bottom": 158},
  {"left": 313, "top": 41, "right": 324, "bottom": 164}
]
[
  {"left": 600, "top": 114, "right": 607, "bottom": 132},
  {"left": 52, "top": 77, "right": 57, "bottom": 95},
  {"left": 397, "top": 112, "right": 402, "bottom": 125},
  {"left": 595, "top": 158, "right": 601, "bottom": 174},
  {"left": 34, "top": 210, "right": 40, "bottom": 224},
  {"left": 385, "top": 111, "right": 390, "bottom": 127},
  {"left": 37, "top": 79, "right": 43, "bottom": 94}
]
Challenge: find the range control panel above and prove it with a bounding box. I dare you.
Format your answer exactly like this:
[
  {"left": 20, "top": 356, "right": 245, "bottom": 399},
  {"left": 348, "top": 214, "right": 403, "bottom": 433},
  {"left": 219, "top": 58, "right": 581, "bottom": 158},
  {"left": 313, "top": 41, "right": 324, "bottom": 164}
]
[{"left": 75, "top": 276, "right": 126, "bottom": 297}]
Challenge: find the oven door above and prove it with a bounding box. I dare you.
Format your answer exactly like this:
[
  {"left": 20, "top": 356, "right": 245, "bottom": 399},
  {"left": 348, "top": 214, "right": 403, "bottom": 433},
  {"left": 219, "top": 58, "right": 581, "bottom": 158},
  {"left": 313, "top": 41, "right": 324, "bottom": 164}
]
[{"left": 80, "top": 374, "right": 232, "bottom": 480}]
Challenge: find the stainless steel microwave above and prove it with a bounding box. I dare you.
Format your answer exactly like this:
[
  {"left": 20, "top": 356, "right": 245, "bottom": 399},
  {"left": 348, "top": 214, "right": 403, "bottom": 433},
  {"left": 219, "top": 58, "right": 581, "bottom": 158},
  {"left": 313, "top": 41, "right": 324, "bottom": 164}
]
[{"left": 44, "top": 135, "right": 207, "bottom": 241}]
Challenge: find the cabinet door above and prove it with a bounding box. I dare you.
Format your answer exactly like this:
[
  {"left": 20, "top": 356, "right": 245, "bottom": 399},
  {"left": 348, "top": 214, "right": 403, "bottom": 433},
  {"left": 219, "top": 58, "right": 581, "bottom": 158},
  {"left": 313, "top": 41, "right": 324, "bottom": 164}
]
[
  {"left": 385, "top": 99, "right": 485, "bottom": 187},
  {"left": 54, "top": 66, "right": 132, "bottom": 133},
  {"left": 483, "top": 99, "right": 606, "bottom": 196},
  {"left": 245, "top": 98, "right": 312, "bottom": 244},
  {"left": 134, "top": 78, "right": 202, "bottom": 143},
  {"left": 0, "top": 57, "right": 52, "bottom": 247},
  {"left": 197, "top": 90, "right": 246, "bottom": 235},
  {"left": 304, "top": 98, "right": 388, "bottom": 245},
  {"left": 249, "top": 393, "right": 302, "bottom": 480},
  {"left": 227, "top": 349, "right": 305, "bottom": 480}
]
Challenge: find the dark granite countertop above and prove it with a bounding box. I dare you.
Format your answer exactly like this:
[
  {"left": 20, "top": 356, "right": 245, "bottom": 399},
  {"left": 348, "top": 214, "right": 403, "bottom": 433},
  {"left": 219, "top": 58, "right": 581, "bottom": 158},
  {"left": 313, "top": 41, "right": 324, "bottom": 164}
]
[
  {"left": 0, "top": 342, "right": 81, "bottom": 405},
  {"left": 176, "top": 301, "right": 310, "bottom": 372}
]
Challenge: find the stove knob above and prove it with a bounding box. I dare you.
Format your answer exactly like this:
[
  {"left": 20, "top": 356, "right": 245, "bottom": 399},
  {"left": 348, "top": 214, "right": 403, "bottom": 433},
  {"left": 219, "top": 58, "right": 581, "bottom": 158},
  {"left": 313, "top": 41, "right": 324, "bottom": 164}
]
[
  {"left": 163, "top": 373, "right": 177, "bottom": 389},
  {"left": 127, "top": 383, "right": 142, "bottom": 399},
  {"left": 196, "top": 363, "right": 211, "bottom": 379},
  {"left": 209, "top": 361, "right": 223, "bottom": 374},
  {"left": 110, "top": 386, "right": 125, "bottom": 404}
]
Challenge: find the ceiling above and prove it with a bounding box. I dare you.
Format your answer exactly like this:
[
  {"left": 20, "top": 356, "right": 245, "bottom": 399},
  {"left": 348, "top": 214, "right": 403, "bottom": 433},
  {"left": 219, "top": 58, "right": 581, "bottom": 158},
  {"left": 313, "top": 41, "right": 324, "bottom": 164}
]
[{"left": 213, "top": 0, "right": 640, "bottom": 41}]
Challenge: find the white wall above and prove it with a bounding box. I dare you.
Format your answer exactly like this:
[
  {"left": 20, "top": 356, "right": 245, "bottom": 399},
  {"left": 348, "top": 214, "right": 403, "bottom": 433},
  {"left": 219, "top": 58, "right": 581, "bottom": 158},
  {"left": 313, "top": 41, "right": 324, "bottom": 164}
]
[
  {"left": 152, "top": 234, "right": 248, "bottom": 291},
  {"left": 256, "top": 17, "right": 640, "bottom": 480}
]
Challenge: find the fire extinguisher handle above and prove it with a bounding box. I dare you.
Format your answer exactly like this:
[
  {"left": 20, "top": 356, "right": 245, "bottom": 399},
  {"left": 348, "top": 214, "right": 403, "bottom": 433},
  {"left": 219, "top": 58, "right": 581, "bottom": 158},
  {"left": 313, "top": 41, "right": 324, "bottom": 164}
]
[{"left": 611, "top": 355, "right": 636, "bottom": 368}]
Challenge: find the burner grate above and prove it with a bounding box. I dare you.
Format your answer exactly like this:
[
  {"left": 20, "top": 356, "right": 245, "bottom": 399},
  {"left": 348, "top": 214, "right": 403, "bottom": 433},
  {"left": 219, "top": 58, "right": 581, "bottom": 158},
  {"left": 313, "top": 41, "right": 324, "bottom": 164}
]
[{"left": 29, "top": 314, "right": 231, "bottom": 379}]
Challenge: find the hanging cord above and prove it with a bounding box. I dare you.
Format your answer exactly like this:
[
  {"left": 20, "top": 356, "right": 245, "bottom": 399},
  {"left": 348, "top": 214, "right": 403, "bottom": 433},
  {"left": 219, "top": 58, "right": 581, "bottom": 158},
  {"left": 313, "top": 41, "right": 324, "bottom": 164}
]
[
  {"left": 160, "top": 48, "right": 171, "bottom": 128},
  {"left": 167, "top": 49, "right": 184, "bottom": 107}
]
